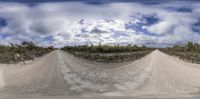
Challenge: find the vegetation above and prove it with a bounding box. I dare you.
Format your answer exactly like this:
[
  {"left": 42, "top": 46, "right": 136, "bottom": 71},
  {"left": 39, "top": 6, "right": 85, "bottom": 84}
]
[
  {"left": 62, "top": 44, "right": 154, "bottom": 63},
  {"left": 0, "top": 41, "right": 54, "bottom": 64},
  {"left": 161, "top": 42, "right": 200, "bottom": 64},
  {"left": 61, "top": 44, "right": 152, "bottom": 53}
]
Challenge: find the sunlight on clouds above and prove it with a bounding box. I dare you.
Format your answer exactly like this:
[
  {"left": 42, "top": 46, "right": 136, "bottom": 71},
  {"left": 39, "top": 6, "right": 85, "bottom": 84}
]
[{"left": 0, "top": 1, "right": 199, "bottom": 47}]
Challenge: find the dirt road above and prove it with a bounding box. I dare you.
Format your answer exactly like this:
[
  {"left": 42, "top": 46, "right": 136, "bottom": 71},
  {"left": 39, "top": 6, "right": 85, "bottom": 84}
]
[{"left": 0, "top": 50, "right": 200, "bottom": 99}]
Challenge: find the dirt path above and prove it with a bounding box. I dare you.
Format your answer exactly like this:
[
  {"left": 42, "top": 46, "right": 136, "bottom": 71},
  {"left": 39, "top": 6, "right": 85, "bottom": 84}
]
[{"left": 0, "top": 50, "right": 200, "bottom": 99}]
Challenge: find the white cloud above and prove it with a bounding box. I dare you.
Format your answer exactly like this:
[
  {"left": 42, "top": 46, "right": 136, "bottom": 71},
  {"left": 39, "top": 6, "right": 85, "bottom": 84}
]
[{"left": 0, "top": 1, "right": 199, "bottom": 47}]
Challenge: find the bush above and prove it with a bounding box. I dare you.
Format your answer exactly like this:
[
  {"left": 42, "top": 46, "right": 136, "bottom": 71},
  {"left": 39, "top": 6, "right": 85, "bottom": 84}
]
[
  {"left": 160, "top": 41, "right": 200, "bottom": 64},
  {"left": 61, "top": 44, "right": 153, "bottom": 53},
  {"left": 61, "top": 44, "right": 154, "bottom": 63},
  {"left": 0, "top": 41, "right": 54, "bottom": 64}
]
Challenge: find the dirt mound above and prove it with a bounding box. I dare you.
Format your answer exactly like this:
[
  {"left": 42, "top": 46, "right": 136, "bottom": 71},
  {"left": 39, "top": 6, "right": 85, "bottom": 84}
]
[{"left": 0, "top": 50, "right": 200, "bottom": 98}]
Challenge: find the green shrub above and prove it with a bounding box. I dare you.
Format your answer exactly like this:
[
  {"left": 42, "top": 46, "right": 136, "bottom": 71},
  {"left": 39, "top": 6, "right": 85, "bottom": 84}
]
[
  {"left": 0, "top": 41, "right": 54, "bottom": 64},
  {"left": 161, "top": 41, "right": 200, "bottom": 64}
]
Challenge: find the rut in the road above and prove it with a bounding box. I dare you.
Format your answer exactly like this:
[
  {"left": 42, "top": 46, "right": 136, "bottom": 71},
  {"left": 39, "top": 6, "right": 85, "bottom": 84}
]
[{"left": 0, "top": 50, "right": 200, "bottom": 96}]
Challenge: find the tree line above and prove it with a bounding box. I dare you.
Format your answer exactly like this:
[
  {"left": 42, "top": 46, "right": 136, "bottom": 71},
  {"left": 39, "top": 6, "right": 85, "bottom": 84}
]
[
  {"left": 161, "top": 42, "right": 200, "bottom": 64},
  {"left": 61, "top": 44, "right": 153, "bottom": 53},
  {"left": 61, "top": 44, "right": 154, "bottom": 63},
  {"left": 161, "top": 42, "right": 200, "bottom": 53}
]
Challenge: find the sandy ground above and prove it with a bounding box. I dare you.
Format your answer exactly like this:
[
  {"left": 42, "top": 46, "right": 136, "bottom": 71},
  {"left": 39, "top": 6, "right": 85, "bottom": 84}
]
[{"left": 0, "top": 50, "right": 200, "bottom": 99}]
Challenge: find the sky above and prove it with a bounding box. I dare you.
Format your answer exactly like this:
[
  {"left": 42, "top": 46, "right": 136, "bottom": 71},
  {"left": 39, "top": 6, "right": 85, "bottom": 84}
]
[{"left": 0, "top": 0, "right": 200, "bottom": 47}]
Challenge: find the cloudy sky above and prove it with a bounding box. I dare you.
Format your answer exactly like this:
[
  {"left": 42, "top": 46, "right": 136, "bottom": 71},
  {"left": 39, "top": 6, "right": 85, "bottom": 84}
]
[{"left": 0, "top": 0, "right": 200, "bottom": 47}]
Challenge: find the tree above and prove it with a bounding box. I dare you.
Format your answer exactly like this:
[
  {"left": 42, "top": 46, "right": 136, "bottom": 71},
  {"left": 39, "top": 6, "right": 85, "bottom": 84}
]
[{"left": 187, "top": 42, "right": 194, "bottom": 51}]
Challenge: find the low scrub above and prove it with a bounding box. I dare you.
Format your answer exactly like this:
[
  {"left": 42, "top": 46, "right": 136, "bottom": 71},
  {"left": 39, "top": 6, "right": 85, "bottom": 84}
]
[
  {"left": 62, "top": 44, "right": 154, "bottom": 63},
  {"left": 0, "top": 41, "right": 54, "bottom": 64},
  {"left": 71, "top": 51, "right": 152, "bottom": 63},
  {"left": 161, "top": 42, "right": 200, "bottom": 64}
]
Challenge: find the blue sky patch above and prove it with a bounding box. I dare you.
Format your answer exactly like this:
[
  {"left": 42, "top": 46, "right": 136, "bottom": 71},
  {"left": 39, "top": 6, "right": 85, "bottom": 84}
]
[
  {"left": 42, "top": 36, "right": 53, "bottom": 42},
  {"left": 143, "top": 15, "right": 160, "bottom": 26},
  {"left": 176, "top": 7, "right": 192, "bottom": 12},
  {"left": 125, "top": 22, "right": 163, "bottom": 37},
  {"left": 192, "top": 19, "right": 200, "bottom": 33},
  {"left": 166, "top": 7, "right": 193, "bottom": 13},
  {"left": 0, "top": 17, "right": 7, "bottom": 28},
  {"left": 0, "top": 33, "right": 12, "bottom": 39}
]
